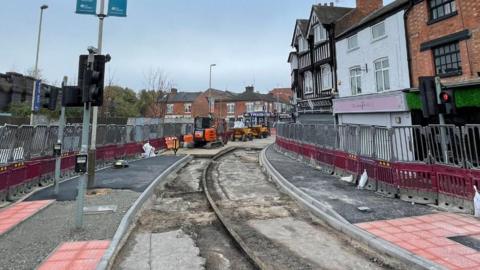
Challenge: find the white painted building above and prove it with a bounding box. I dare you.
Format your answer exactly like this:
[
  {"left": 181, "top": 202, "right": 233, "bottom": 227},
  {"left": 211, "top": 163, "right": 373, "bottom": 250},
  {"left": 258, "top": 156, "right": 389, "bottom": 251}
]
[{"left": 334, "top": 0, "right": 412, "bottom": 128}]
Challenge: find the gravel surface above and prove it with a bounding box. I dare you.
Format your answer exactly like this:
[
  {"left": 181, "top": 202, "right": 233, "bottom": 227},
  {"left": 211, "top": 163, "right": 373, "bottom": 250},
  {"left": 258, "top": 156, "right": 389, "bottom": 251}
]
[{"left": 0, "top": 189, "right": 139, "bottom": 270}]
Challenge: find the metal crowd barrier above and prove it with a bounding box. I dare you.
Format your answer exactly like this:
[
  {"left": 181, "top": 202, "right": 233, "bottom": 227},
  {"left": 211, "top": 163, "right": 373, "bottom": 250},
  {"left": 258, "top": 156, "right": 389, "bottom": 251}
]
[
  {"left": 275, "top": 123, "right": 480, "bottom": 213},
  {"left": 0, "top": 122, "right": 194, "bottom": 202}
]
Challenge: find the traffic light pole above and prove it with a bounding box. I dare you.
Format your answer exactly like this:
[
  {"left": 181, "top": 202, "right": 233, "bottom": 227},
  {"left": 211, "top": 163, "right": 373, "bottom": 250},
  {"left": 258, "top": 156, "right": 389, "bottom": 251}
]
[
  {"left": 435, "top": 77, "right": 449, "bottom": 163},
  {"left": 54, "top": 76, "right": 68, "bottom": 196},
  {"left": 88, "top": 0, "right": 106, "bottom": 189}
]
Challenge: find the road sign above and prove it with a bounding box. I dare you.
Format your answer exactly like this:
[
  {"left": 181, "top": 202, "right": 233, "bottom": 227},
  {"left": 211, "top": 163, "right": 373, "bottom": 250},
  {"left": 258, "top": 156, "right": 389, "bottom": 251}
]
[
  {"left": 76, "top": 0, "right": 97, "bottom": 15},
  {"left": 33, "top": 80, "right": 42, "bottom": 112},
  {"left": 108, "top": 0, "right": 127, "bottom": 17}
]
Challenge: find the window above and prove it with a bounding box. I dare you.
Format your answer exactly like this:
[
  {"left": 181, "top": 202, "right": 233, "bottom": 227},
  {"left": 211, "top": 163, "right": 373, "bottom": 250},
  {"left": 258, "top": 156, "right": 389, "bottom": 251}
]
[
  {"left": 184, "top": 103, "right": 192, "bottom": 113},
  {"left": 347, "top": 34, "right": 358, "bottom": 50},
  {"left": 303, "top": 71, "right": 314, "bottom": 94},
  {"left": 429, "top": 0, "right": 456, "bottom": 21},
  {"left": 321, "top": 65, "right": 332, "bottom": 90},
  {"left": 374, "top": 58, "right": 390, "bottom": 92},
  {"left": 246, "top": 102, "right": 254, "bottom": 113},
  {"left": 314, "top": 25, "right": 327, "bottom": 44},
  {"left": 371, "top": 22, "right": 386, "bottom": 40},
  {"left": 433, "top": 42, "right": 462, "bottom": 76},
  {"left": 298, "top": 37, "right": 308, "bottom": 52},
  {"left": 349, "top": 67, "right": 362, "bottom": 95},
  {"left": 227, "top": 103, "right": 235, "bottom": 114},
  {"left": 167, "top": 104, "right": 174, "bottom": 114}
]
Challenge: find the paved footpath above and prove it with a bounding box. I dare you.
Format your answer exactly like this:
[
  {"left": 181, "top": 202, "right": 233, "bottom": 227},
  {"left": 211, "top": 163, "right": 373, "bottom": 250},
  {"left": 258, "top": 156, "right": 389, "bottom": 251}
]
[
  {"left": 266, "top": 146, "right": 480, "bottom": 270},
  {"left": 0, "top": 155, "right": 184, "bottom": 270}
]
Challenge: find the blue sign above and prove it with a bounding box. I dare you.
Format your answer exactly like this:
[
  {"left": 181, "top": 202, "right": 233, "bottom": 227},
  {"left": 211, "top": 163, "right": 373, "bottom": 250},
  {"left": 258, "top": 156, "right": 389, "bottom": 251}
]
[
  {"left": 108, "top": 0, "right": 127, "bottom": 17},
  {"left": 76, "top": 0, "right": 97, "bottom": 15},
  {"left": 33, "top": 80, "right": 42, "bottom": 112}
]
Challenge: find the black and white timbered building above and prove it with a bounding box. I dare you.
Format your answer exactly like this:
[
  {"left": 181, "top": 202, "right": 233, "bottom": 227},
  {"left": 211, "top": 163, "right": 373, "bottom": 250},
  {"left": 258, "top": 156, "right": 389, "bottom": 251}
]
[{"left": 288, "top": 3, "right": 352, "bottom": 124}]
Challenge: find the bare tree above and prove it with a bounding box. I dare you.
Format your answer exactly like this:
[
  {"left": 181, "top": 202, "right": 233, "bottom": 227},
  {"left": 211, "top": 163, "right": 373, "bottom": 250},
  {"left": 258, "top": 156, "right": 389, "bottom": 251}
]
[{"left": 141, "top": 68, "right": 175, "bottom": 118}]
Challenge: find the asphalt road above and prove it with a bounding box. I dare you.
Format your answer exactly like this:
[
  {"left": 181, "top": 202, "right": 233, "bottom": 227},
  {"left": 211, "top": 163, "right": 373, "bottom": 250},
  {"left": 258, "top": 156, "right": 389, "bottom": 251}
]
[
  {"left": 266, "top": 146, "right": 435, "bottom": 224},
  {"left": 26, "top": 155, "right": 184, "bottom": 202}
]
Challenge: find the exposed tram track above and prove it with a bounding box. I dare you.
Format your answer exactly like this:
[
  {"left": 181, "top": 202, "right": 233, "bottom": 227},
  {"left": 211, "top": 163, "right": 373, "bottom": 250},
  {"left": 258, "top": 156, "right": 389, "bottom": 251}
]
[
  {"left": 114, "top": 146, "right": 403, "bottom": 269},
  {"left": 203, "top": 147, "right": 401, "bottom": 270}
]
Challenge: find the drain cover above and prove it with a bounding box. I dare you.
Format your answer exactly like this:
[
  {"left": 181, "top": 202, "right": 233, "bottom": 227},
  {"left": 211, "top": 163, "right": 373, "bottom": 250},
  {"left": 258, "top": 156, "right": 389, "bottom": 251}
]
[{"left": 448, "top": 235, "right": 480, "bottom": 251}]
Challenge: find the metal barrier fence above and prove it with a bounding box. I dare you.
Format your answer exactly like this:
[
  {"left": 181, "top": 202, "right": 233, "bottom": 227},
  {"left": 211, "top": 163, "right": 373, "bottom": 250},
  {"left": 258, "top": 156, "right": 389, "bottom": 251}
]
[
  {"left": 276, "top": 123, "right": 480, "bottom": 213},
  {"left": 277, "top": 123, "right": 480, "bottom": 168},
  {"left": 0, "top": 123, "right": 193, "bottom": 165}
]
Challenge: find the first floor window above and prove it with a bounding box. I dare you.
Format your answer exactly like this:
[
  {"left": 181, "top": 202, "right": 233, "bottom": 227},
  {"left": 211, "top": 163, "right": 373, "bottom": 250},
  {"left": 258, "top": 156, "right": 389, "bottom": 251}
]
[
  {"left": 349, "top": 67, "right": 362, "bottom": 95},
  {"left": 314, "top": 24, "right": 327, "bottom": 44},
  {"left": 184, "top": 103, "right": 192, "bottom": 113},
  {"left": 227, "top": 103, "right": 235, "bottom": 114},
  {"left": 167, "top": 104, "right": 174, "bottom": 114},
  {"left": 303, "top": 71, "right": 314, "bottom": 94},
  {"left": 246, "top": 102, "right": 254, "bottom": 113},
  {"left": 374, "top": 58, "right": 390, "bottom": 92},
  {"left": 429, "top": 0, "right": 456, "bottom": 21},
  {"left": 433, "top": 42, "right": 462, "bottom": 76},
  {"left": 371, "top": 22, "right": 386, "bottom": 40},
  {"left": 321, "top": 65, "right": 332, "bottom": 90},
  {"left": 348, "top": 34, "right": 358, "bottom": 50}
]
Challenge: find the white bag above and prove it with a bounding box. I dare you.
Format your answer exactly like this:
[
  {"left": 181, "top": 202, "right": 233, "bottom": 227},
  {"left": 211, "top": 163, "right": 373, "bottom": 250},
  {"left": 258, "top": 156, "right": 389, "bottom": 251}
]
[
  {"left": 474, "top": 186, "right": 480, "bottom": 217},
  {"left": 358, "top": 169, "right": 368, "bottom": 189}
]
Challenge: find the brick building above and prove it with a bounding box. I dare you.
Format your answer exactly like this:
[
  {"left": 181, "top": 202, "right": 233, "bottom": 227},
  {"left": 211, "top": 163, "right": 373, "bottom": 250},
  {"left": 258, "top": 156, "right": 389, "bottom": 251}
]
[
  {"left": 405, "top": 0, "right": 480, "bottom": 124},
  {"left": 164, "top": 89, "right": 201, "bottom": 119}
]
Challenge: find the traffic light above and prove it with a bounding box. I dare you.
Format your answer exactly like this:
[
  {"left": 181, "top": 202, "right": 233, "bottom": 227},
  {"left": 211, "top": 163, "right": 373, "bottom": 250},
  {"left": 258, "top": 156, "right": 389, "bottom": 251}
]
[
  {"left": 62, "top": 86, "right": 83, "bottom": 107},
  {"left": 78, "top": 54, "right": 109, "bottom": 106},
  {"left": 419, "top": 76, "right": 438, "bottom": 118},
  {"left": 439, "top": 89, "right": 456, "bottom": 115},
  {"left": 42, "top": 86, "right": 59, "bottom": 111}
]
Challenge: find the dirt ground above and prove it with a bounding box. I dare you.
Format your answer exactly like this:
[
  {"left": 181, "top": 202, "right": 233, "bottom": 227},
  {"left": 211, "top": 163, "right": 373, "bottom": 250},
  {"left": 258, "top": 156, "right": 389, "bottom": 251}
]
[{"left": 114, "top": 159, "right": 254, "bottom": 270}]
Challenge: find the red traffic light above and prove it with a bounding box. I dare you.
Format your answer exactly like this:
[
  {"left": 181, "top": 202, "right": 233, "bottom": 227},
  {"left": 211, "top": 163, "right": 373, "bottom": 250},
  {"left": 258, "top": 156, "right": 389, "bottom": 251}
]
[{"left": 440, "top": 91, "right": 452, "bottom": 103}]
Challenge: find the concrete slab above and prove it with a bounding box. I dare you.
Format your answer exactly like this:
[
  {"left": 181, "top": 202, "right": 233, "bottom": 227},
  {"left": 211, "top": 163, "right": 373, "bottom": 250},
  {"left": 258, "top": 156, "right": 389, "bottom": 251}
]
[
  {"left": 118, "top": 230, "right": 205, "bottom": 270},
  {"left": 249, "top": 217, "right": 383, "bottom": 270}
]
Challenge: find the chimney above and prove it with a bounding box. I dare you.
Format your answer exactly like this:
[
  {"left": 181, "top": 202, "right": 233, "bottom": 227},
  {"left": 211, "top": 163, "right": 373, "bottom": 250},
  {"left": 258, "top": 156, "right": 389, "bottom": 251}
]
[
  {"left": 171, "top": 88, "right": 178, "bottom": 94},
  {"left": 356, "top": 0, "right": 382, "bottom": 14},
  {"left": 246, "top": 86, "right": 254, "bottom": 93}
]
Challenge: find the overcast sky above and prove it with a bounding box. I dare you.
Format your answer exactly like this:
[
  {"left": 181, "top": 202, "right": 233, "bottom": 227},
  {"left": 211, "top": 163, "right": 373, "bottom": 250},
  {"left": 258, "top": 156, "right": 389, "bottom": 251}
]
[{"left": 0, "top": 0, "right": 392, "bottom": 93}]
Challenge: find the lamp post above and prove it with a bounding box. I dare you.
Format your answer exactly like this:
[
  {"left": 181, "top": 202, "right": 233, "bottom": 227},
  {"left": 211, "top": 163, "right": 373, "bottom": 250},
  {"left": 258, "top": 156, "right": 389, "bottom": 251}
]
[
  {"left": 30, "top": 4, "right": 48, "bottom": 125},
  {"left": 209, "top": 64, "right": 216, "bottom": 113}
]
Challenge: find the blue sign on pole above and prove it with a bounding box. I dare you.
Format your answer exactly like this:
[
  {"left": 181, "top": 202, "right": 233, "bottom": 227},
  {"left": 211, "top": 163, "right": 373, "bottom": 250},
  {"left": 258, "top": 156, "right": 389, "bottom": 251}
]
[
  {"left": 33, "top": 80, "right": 42, "bottom": 112},
  {"left": 76, "top": 0, "right": 98, "bottom": 15},
  {"left": 108, "top": 0, "right": 127, "bottom": 17}
]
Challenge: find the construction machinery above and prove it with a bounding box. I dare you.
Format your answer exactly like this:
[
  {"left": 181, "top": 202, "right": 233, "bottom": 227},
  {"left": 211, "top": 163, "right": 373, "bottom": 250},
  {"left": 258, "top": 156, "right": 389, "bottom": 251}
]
[
  {"left": 231, "top": 126, "right": 254, "bottom": 142},
  {"left": 193, "top": 116, "right": 229, "bottom": 148},
  {"left": 244, "top": 113, "right": 270, "bottom": 139}
]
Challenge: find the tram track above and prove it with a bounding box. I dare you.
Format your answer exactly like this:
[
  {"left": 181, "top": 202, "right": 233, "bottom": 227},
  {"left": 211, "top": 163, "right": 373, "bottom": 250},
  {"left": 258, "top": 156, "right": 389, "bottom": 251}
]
[{"left": 114, "top": 146, "right": 401, "bottom": 269}]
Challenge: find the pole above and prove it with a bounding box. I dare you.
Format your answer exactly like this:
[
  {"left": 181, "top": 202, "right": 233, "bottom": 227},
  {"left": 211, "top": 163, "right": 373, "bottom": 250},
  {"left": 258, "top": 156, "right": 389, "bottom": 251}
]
[
  {"left": 54, "top": 76, "right": 67, "bottom": 196},
  {"left": 88, "top": 0, "right": 106, "bottom": 189},
  {"left": 76, "top": 52, "right": 95, "bottom": 229},
  {"left": 435, "top": 76, "right": 449, "bottom": 163},
  {"left": 208, "top": 64, "right": 215, "bottom": 114},
  {"left": 30, "top": 5, "right": 48, "bottom": 125}
]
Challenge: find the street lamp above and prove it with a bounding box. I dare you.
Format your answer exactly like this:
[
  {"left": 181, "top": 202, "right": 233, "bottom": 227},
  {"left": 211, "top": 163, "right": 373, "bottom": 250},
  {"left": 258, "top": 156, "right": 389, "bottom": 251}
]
[
  {"left": 208, "top": 64, "right": 216, "bottom": 113},
  {"left": 30, "top": 4, "right": 48, "bottom": 125}
]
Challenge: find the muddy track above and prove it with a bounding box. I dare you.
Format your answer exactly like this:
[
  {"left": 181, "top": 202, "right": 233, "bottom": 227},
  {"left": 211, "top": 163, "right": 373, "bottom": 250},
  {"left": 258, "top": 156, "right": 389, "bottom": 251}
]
[{"left": 204, "top": 148, "right": 400, "bottom": 270}]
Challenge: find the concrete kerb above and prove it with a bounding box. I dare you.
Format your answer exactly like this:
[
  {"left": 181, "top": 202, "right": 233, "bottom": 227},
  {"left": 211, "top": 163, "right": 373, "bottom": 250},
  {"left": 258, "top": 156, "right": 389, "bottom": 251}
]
[
  {"left": 260, "top": 145, "right": 446, "bottom": 270},
  {"left": 96, "top": 154, "right": 193, "bottom": 270}
]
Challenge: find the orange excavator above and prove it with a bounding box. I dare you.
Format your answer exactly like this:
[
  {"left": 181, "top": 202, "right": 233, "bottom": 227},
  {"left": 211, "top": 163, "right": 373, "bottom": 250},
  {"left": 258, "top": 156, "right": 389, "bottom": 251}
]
[{"left": 189, "top": 115, "right": 229, "bottom": 148}]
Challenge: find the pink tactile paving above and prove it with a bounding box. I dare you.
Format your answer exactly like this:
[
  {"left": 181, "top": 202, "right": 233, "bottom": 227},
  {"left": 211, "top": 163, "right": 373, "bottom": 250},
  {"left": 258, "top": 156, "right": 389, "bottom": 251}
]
[
  {"left": 37, "top": 240, "right": 110, "bottom": 270},
  {"left": 356, "top": 213, "right": 480, "bottom": 270},
  {"left": 0, "top": 200, "right": 54, "bottom": 235}
]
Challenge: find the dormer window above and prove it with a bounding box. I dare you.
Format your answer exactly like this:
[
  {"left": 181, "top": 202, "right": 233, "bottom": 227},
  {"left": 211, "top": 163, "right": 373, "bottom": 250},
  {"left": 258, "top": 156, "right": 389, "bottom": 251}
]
[{"left": 314, "top": 25, "right": 327, "bottom": 44}]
